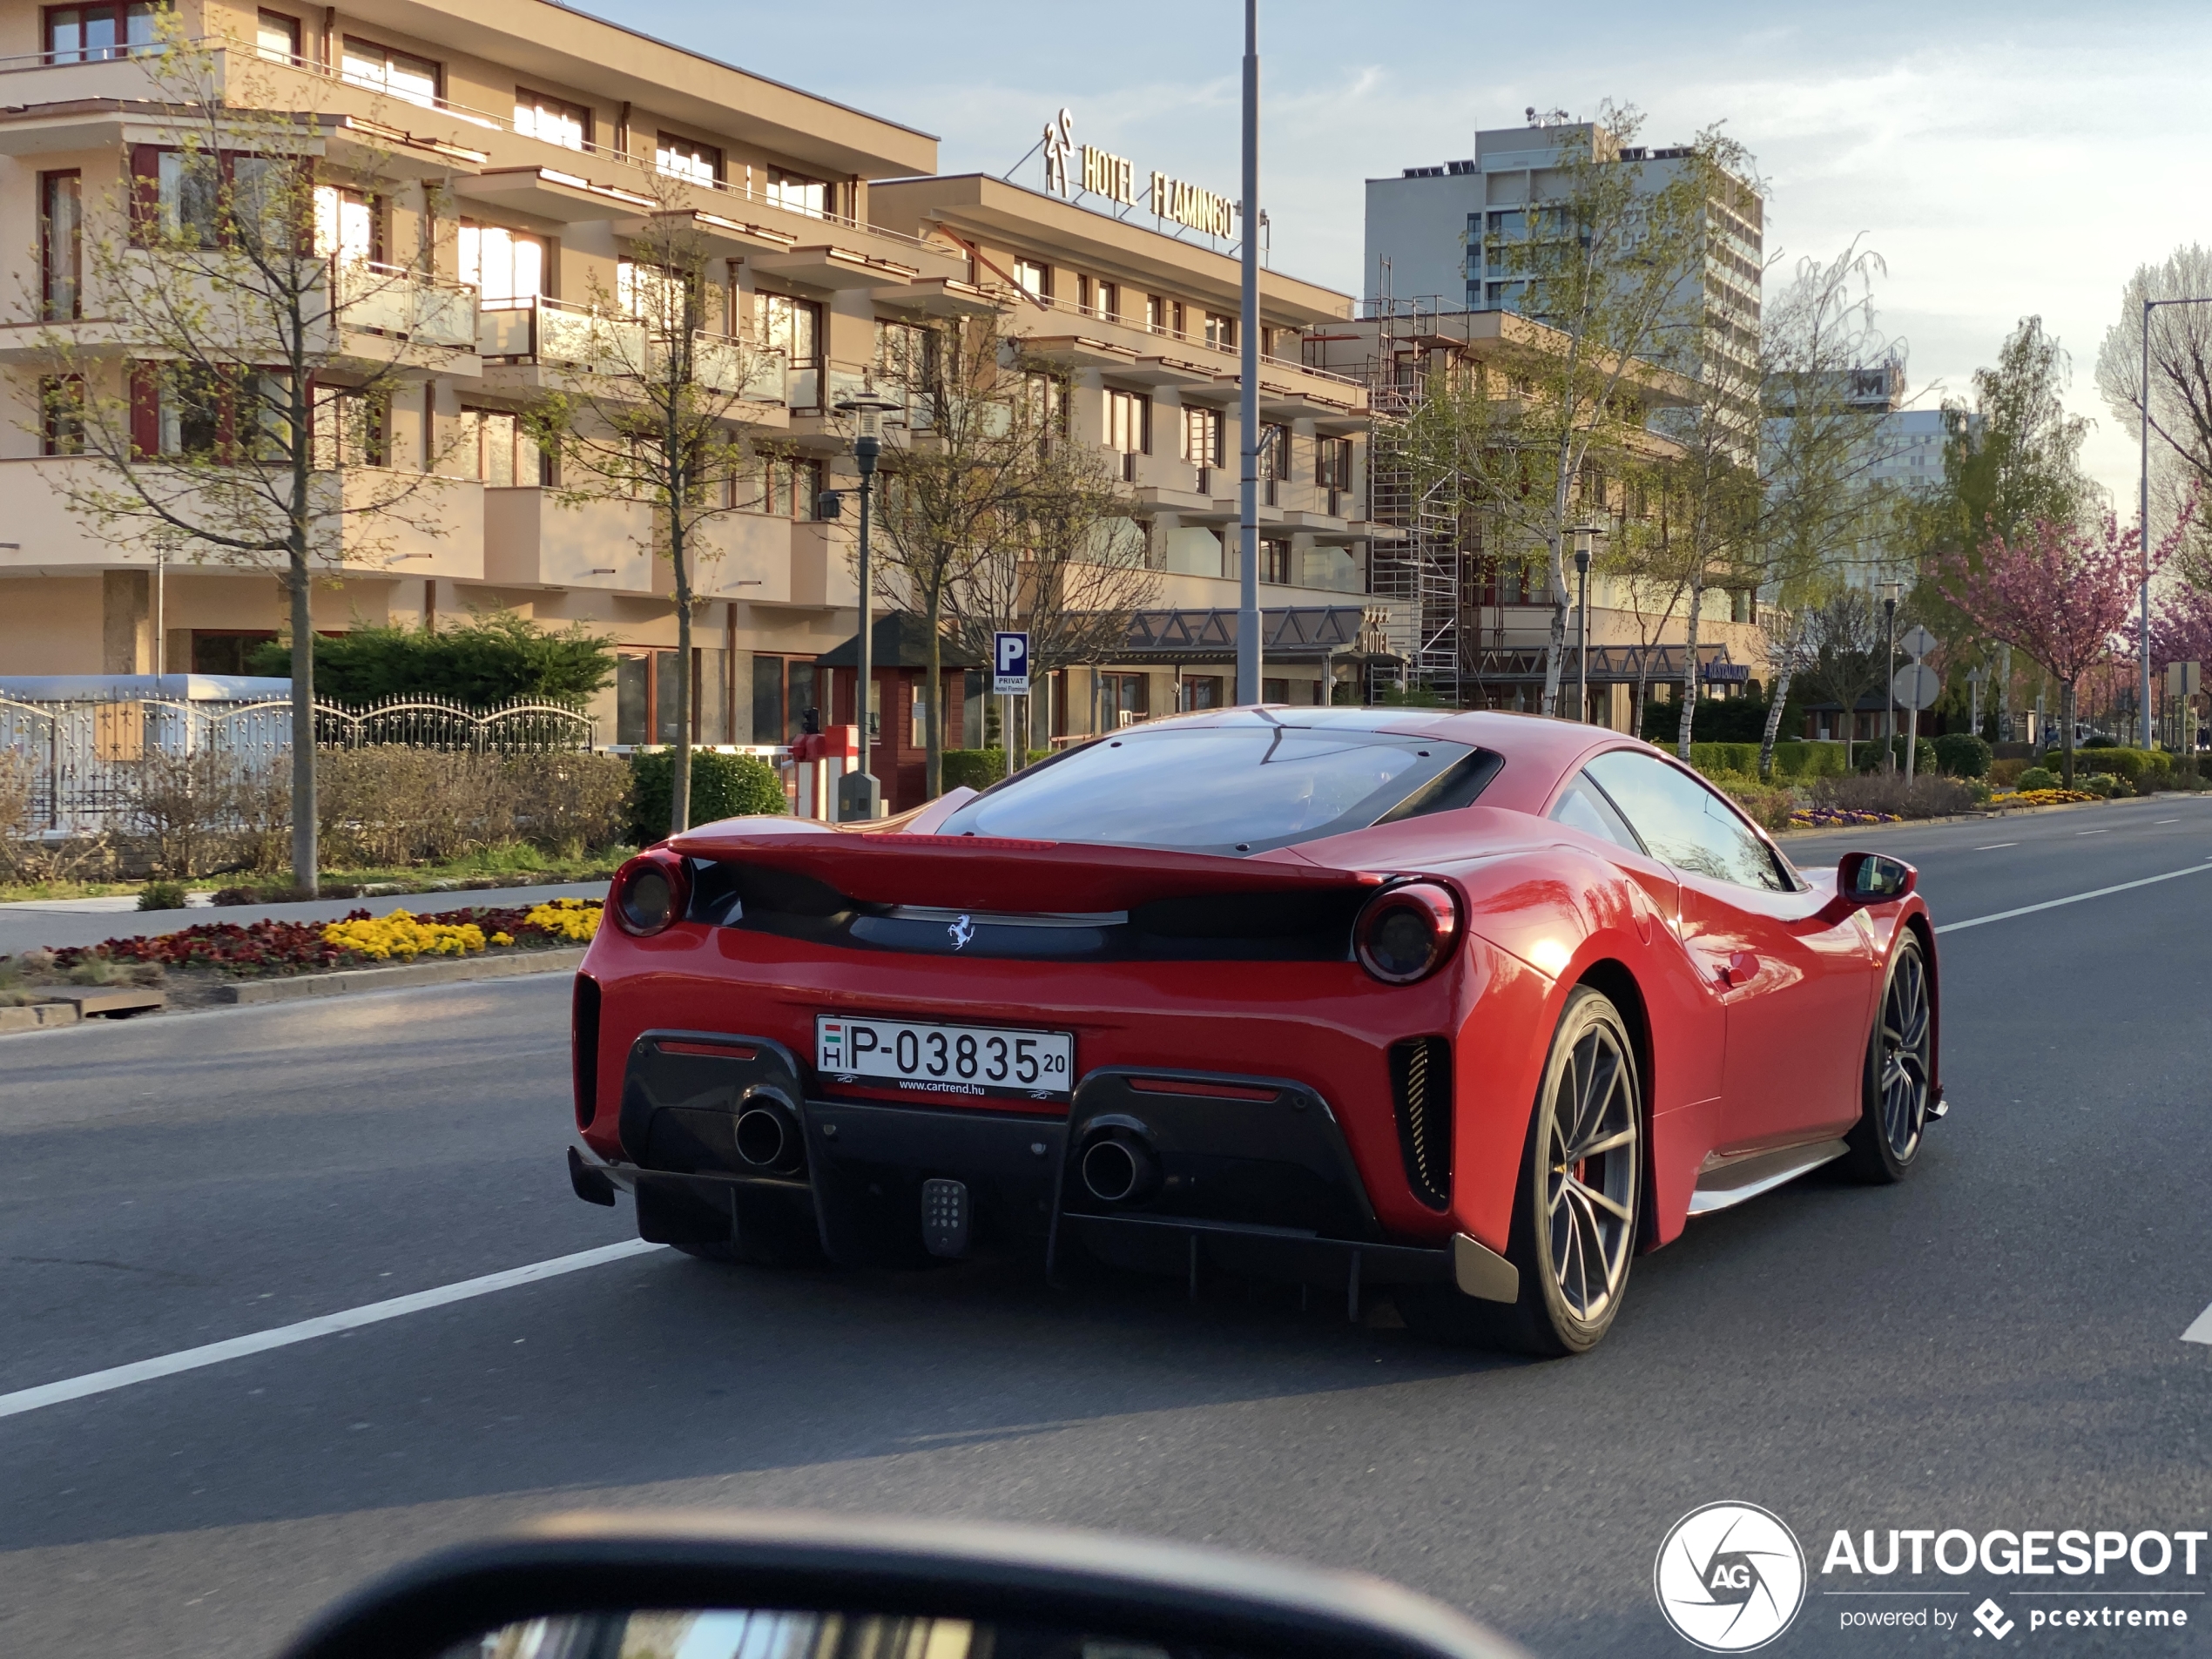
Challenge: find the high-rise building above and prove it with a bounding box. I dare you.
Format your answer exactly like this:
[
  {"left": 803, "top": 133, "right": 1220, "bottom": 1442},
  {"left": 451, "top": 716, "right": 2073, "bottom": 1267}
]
[{"left": 1363, "top": 118, "right": 1763, "bottom": 393}]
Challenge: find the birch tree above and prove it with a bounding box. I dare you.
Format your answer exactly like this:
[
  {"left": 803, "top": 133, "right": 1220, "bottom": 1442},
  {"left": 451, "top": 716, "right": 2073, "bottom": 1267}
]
[
  {"left": 22, "top": 20, "right": 467, "bottom": 892},
  {"left": 523, "top": 173, "right": 775, "bottom": 836}
]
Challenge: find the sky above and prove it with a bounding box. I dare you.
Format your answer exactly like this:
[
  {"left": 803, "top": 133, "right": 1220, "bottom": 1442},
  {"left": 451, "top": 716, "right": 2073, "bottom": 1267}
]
[{"left": 574, "top": 0, "right": 2212, "bottom": 508}]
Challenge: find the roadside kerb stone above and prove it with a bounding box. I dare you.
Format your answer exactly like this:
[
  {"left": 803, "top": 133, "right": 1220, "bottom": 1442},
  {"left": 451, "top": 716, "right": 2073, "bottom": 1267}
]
[
  {"left": 0, "top": 1001, "right": 80, "bottom": 1035},
  {"left": 216, "top": 946, "right": 590, "bottom": 1004}
]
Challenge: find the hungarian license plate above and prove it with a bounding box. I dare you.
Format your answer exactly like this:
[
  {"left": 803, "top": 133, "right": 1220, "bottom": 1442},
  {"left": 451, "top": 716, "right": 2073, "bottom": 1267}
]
[{"left": 817, "top": 1014, "right": 1074, "bottom": 1100}]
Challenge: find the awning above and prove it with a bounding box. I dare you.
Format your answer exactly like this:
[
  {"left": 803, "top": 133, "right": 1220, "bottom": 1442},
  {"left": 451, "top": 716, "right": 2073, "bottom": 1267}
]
[
  {"left": 1463, "top": 644, "right": 1737, "bottom": 685},
  {"left": 1117, "top": 606, "right": 1366, "bottom": 666}
]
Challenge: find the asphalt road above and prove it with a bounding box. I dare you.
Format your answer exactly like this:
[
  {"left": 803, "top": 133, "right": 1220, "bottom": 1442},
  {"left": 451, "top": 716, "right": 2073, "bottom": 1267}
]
[{"left": 3, "top": 798, "right": 2209, "bottom": 1658}]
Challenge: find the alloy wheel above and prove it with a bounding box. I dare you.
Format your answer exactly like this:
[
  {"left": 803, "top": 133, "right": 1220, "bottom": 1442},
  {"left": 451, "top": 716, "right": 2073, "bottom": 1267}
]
[
  {"left": 1878, "top": 946, "right": 1932, "bottom": 1161},
  {"left": 1541, "top": 1016, "right": 1639, "bottom": 1323}
]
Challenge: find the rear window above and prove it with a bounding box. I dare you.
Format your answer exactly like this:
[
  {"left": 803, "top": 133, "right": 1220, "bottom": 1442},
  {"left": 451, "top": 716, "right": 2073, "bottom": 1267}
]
[{"left": 936, "top": 718, "right": 1498, "bottom": 856}]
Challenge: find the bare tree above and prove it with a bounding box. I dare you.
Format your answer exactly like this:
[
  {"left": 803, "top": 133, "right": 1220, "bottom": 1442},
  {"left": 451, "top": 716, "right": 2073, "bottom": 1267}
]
[
  {"left": 2096, "top": 246, "right": 2212, "bottom": 583},
  {"left": 523, "top": 172, "right": 775, "bottom": 835},
  {"left": 864, "top": 312, "right": 1139, "bottom": 791},
  {"left": 1797, "top": 587, "right": 1885, "bottom": 766},
  {"left": 23, "top": 20, "right": 468, "bottom": 891}
]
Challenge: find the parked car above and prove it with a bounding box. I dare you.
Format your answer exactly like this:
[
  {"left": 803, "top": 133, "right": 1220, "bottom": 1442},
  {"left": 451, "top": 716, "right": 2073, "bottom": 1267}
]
[{"left": 567, "top": 707, "right": 1940, "bottom": 1356}]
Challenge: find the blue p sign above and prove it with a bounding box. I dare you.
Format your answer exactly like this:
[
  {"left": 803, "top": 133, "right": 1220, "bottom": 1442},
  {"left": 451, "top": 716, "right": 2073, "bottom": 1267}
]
[{"left": 993, "top": 631, "right": 1030, "bottom": 695}]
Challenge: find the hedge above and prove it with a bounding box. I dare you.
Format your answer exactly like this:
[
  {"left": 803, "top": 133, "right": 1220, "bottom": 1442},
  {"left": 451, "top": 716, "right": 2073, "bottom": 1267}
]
[
  {"left": 1932, "top": 732, "right": 1993, "bottom": 779},
  {"left": 628, "top": 750, "right": 786, "bottom": 842},
  {"left": 940, "top": 748, "right": 1041, "bottom": 792},
  {"left": 1684, "top": 741, "right": 1851, "bottom": 780},
  {"left": 2067, "top": 746, "right": 2171, "bottom": 784}
]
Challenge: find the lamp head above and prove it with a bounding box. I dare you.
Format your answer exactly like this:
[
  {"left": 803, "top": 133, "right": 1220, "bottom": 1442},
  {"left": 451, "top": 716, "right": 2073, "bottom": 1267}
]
[{"left": 836, "top": 389, "right": 899, "bottom": 445}]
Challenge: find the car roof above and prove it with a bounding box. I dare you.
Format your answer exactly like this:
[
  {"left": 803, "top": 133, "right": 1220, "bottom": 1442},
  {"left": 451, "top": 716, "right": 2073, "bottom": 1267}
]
[{"left": 1111, "top": 705, "right": 1658, "bottom": 813}]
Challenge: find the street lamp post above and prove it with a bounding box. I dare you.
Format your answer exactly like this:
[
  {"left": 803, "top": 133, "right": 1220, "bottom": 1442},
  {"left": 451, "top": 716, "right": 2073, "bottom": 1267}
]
[
  {"left": 1881, "top": 582, "right": 1899, "bottom": 774},
  {"left": 1234, "top": 0, "right": 1262, "bottom": 707},
  {"left": 1572, "top": 524, "right": 1599, "bottom": 724},
  {"left": 2138, "top": 294, "right": 2212, "bottom": 749},
  {"left": 835, "top": 390, "right": 899, "bottom": 823}
]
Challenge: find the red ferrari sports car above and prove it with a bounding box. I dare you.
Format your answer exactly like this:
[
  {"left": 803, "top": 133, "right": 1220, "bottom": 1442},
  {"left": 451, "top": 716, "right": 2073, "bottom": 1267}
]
[{"left": 566, "top": 706, "right": 1939, "bottom": 1355}]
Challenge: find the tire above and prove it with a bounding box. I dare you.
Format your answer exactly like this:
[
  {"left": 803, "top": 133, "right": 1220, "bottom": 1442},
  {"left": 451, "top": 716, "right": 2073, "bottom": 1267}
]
[
  {"left": 1400, "top": 986, "right": 1642, "bottom": 1356},
  {"left": 1842, "top": 934, "right": 1932, "bottom": 1183}
]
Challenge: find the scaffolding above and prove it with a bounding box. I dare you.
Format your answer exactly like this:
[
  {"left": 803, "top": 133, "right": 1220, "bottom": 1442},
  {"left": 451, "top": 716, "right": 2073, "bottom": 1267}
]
[{"left": 1355, "top": 293, "right": 1464, "bottom": 703}]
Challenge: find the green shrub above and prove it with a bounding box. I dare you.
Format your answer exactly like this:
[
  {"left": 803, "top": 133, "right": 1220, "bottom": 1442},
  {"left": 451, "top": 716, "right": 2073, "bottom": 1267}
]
[
  {"left": 628, "top": 750, "right": 786, "bottom": 842},
  {"left": 1764, "top": 741, "right": 1851, "bottom": 779},
  {"left": 1990, "top": 758, "right": 2030, "bottom": 788},
  {"left": 137, "top": 880, "right": 187, "bottom": 911},
  {"left": 1932, "top": 732, "right": 1993, "bottom": 779},
  {"left": 2080, "top": 773, "right": 2126, "bottom": 799},
  {"left": 2073, "top": 745, "right": 2148, "bottom": 781},
  {"left": 247, "top": 610, "right": 617, "bottom": 704},
  {"left": 940, "top": 749, "right": 1039, "bottom": 793},
  {"left": 1702, "top": 771, "right": 1799, "bottom": 832},
  {"left": 1688, "top": 742, "right": 1759, "bottom": 776},
  {"left": 2016, "top": 766, "right": 2059, "bottom": 792},
  {"left": 1642, "top": 693, "right": 1803, "bottom": 745},
  {"left": 1856, "top": 734, "right": 1938, "bottom": 776}
]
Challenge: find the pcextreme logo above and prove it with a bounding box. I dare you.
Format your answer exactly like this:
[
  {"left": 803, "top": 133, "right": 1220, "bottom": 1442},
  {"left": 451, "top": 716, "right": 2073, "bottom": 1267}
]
[{"left": 1655, "top": 1502, "right": 1809, "bottom": 1652}]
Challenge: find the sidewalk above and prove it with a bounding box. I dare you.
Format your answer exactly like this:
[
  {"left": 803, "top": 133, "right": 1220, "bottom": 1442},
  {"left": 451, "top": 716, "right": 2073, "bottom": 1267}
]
[{"left": 0, "top": 881, "right": 608, "bottom": 959}]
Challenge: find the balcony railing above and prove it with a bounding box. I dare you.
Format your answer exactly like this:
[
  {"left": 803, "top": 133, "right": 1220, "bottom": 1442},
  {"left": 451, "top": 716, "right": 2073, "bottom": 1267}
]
[
  {"left": 1000, "top": 287, "right": 1366, "bottom": 388},
  {"left": 335, "top": 260, "right": 475, "bottom": 350},
  {"left": 479, "top": 294, "right": 645, "bottom": 372}
]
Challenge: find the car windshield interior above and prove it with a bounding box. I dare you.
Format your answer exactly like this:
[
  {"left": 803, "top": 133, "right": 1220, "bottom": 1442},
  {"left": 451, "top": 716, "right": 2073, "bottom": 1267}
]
[{"left": 936, "top": 718, "right": 1495, "bottom": 855}]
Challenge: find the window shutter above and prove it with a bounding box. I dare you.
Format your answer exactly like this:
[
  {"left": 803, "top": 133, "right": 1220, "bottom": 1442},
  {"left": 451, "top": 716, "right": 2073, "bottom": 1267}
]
[
  {"left": 128, "top": 144, "right": 161, "bottom": 235},
  {"left": 129, "top": 362, "right": 158, "bottom": 456}
]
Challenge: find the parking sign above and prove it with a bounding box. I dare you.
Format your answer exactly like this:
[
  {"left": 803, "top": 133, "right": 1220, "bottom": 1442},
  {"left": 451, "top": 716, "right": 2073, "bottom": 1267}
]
[{"left": 993, "top": 631, "right": 1030, "bottom": 696}]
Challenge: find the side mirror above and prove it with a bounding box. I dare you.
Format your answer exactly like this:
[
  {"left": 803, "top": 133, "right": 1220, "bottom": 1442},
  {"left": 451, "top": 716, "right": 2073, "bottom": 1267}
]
[
  {"left": 272, "top": 1511, "right": 1526, "bottom": 1659},
  {"left": 1837, "top": 851, "right": 1916, "bottom": 906}
]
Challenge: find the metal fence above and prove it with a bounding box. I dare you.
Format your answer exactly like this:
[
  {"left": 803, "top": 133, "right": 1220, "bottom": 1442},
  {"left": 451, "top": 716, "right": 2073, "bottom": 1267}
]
[{"left": 0, "top": 695, "right": 595, "bottom": 835}]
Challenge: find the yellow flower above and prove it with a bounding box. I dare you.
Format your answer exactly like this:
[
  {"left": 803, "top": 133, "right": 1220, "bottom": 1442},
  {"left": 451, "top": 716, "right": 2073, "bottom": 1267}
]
[
  {"left": 523, "top": 900, "right": 602, "bottom": 941},
  {"left": 322, "top": 909, "right": 489, "bottom": 962},
  {"left": 491, "top": 931, "right": 515, "bottom": 946}
]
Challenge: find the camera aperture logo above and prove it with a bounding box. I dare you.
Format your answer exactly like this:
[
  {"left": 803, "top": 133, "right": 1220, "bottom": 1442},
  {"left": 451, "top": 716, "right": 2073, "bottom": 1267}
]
[{"left": 1656, "top": 1502, "right": 1808, "bottom": 1652}]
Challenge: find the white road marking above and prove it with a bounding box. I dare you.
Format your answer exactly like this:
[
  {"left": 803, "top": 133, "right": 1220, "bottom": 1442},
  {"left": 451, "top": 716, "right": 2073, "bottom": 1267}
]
[
  {"left": 2157, "top": 819, "right": 2181, "bottom": 825},
  {"left": 2076, "top": 829, "right": 2108, "bottom": 836},
  {"left": 2185, "top": 1302, "right": 2212, "bottom": 1345},
  {"left": 1975, "top": 842, "right": 2019, "bottom": 850},
  {"left": 1935, "top": 860, "right": 2212, "bottom": 936},
  {"left": 0, "top": 1238, "right": 664, "bottom": 1421}
]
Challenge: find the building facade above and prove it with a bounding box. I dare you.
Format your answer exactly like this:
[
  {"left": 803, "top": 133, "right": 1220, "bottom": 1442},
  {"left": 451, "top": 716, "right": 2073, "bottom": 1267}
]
[{"left": 0, "top": 0, "right": 1373, "bottom": 773}]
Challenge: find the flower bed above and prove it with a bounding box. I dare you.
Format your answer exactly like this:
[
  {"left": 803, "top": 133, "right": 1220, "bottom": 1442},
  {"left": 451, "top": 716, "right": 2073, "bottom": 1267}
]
[
  {"left": 1990, "top": 788, "right": 2096, "bottom": 806},
  {"left": 1787, "top": 806, "right": 1902, "bottom": 829},
  {"left": 50, "top": 898, "right": 601, "bottom": 975}
]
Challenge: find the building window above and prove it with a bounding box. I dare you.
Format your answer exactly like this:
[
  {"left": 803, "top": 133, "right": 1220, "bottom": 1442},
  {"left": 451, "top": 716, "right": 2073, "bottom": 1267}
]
[
  {"left": 312, "top": 183, "right": 381, "bottom": 265},
  {"left": 40, "top": 171, "right": 80, "bottom": 320},
  {"left": 467, "top": 408, "right": 546, "bottom": 486},
  {"left": 763, "top": 168, "right": 826, "bottom": 219},
  {"left": 1105, "top": 388, "right": 1150, "bottom": 456},
  {"left": 1182, "top": 405, "right": 1221, "bottom": 469},
  {"left": 1203, "top": 311, "right": 1237, "bottom": 351},
  {"left": 41, "top": 375, "right": 84, "bottom": 455},
  {"left": 1182, "top": 674, "right": 1224, "bottom": 711},
  {"left": 1260, "top": 538, "right": 1291, "bottom": 585},
  {"left": 752, "top": 654, "right": 818, "bottom": 745},
  {"left": 1013, "top": 258, "right": 1052, "bottom": 304},
  {"left": 1145, "top": 294, "right": 1184, "bottom": 338},
  {"left": 255, "top": 9, "right": 300, "bottom": 61},
  {"left": 1315, "top": 435, "right": 1352, "bottom": 490},
  {"left": 618, "top": 648, "right": 732, "bottom": 746},
  {"left": 755, "top": 292, "right": 820, "bottom": 367},
  {"left": 1096, "top": 671, "right": 1149, "bottom": 728},
  {"left": 656, "top": 133, "right": 721, "bottom": 186},
  {"left": 341, "top": 37, "right": 441, "bottom": 107},
  {"left": 1258, "top": 423, "right": 1291, "bottom": 480},
  {"left": 44, "top": 2, "right": 155, "bottom": 62},
  {"left": 741, "top": 454, "right": 824, "bottom": 518},
  {"left": 514, "top": 88, "right": 590, "bottom": 151},
  {"left": 456, "top": 221, "right": 544, "bottom": 303},
  {"left": 1025, "top": 371, "right": 1069, "bottom": 442}
]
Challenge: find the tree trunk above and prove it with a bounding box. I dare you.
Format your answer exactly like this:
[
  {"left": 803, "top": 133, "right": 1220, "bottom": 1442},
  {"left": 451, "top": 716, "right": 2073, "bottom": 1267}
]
[
  {"left": 1757, "top": 664, "right": 1793, "bottom": 780},
  {"left": 286, "top": 547, "right": 317, "bottom": 896},
  {"left": 924, "top": 588, "right": 943, "bottom": 799},
  {"left": 670, "top": 536, "right": 692, "bottom": 838},
  {"left": 2060, "top": 679, "right": 2077, "bottom": 787},
  {"left": 1541, "top": 531, "right": 1568, "bottom": 716},
  {"left": 1634, "top": 651, "right": 1650, "bottom": 744},
  {"left": 1995, "top": 643, "right": 2012, "bottom": 741},
  {"left": 1675, "top": 574, "right": 1703, "bottom": 760}
]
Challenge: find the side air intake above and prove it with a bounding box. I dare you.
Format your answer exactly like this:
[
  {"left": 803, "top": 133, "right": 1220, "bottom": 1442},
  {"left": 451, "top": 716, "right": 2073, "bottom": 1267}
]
[{"left": 1390, "top": 1036, "right": 1453, "bottom": 1211}]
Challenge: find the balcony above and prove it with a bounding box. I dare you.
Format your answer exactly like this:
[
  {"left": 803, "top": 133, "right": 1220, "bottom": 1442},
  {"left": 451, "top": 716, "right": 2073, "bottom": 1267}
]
[
  {"left": 483, "top": 490, "right": 652, "bottom": 592},
  {"left": 334, "top": 260, "right": 477, "bottom": 354},
  {"left": 478, "top": 295, "right": 645, "bottom": 375}
]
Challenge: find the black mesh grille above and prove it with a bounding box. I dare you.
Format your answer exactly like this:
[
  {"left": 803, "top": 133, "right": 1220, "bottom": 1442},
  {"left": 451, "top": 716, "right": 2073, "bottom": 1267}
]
[
  {"left": 571, "top": 972, "right": 601, "bottom": 1130},
  {"left": 1390, "top": 1036, "right": 1453, "bottom": 1210}
]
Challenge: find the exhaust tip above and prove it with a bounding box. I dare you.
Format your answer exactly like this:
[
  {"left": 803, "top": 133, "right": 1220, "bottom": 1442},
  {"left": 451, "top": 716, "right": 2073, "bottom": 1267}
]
[
  {"left": 1080, "top": 1131, "right": 1158, "bottom": 1205},
  {"left": 734, "top": 1101, "right": 799, "bottom": 1173}
]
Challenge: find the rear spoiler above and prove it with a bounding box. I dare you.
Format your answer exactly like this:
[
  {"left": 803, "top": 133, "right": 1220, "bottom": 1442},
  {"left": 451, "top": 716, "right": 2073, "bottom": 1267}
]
[{"left": 667, "top": 820, "right": 1386, "bottom": 914}]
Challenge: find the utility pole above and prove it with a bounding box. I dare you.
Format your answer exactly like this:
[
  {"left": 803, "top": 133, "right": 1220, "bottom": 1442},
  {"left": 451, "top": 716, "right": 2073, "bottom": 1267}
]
[{"left": 1234, "top": 0, "right": 1262, "bottom": 706}]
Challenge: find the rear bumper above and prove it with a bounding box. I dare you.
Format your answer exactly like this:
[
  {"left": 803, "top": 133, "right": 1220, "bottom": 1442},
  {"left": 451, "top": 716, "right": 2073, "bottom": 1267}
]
[{"left": 575, "top": 1025, "right": 1467, "bottom": 1296}]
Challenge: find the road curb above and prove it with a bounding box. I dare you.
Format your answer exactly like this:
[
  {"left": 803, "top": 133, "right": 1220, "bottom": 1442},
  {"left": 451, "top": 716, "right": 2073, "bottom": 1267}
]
[
  {"left": 216, "top": 947, "right": 590, "bottom": 1005},
  {"left": 0, "top": 1001, "right": 79, "bottom": 1034}
]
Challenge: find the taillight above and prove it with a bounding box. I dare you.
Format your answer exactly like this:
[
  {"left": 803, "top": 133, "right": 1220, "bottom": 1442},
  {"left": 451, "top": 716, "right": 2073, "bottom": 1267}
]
[
  {"left": 1354, "top": 880, "right": 1460, "bottom": 984},
  {"left": 610, "top": 849, "right": 690, "bottom": 937}
]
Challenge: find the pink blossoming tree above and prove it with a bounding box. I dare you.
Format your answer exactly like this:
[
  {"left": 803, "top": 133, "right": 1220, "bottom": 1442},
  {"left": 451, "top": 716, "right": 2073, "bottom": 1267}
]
[{"left": 1942, "top": 511, "right": 2190, "bottom": 786}]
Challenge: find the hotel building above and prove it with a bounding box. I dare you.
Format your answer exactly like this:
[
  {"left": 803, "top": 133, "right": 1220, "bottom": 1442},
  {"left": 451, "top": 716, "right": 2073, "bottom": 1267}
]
[{"left": 0, "top": 0, "right": 1375, "bottom": 801}]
